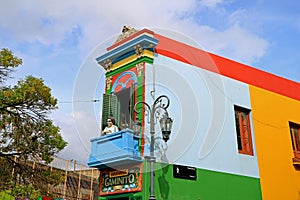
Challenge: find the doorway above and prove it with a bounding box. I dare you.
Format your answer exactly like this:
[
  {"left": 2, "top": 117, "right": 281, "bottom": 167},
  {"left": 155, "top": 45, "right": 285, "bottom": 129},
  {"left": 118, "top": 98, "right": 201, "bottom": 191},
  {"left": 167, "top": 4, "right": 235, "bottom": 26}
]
[{"left": 116, "top": 86, "right": 134, "bottom": 130}]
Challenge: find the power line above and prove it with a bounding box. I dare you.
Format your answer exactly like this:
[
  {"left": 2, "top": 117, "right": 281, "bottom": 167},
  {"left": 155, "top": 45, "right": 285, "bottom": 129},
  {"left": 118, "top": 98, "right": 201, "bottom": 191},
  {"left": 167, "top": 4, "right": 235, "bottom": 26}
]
[{"left": 58, "top": 99, "right": 100, "bottom": 104}]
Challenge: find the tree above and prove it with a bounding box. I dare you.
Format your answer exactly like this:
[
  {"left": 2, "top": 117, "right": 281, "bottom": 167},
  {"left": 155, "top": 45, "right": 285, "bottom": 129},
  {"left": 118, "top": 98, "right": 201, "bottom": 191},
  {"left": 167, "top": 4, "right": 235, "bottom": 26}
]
[
  {"left": 0, "top": 48, "right": 22, "bottom": 84},
  {"left": 0, "top": 48, "right": 67, "bottom": 193}
]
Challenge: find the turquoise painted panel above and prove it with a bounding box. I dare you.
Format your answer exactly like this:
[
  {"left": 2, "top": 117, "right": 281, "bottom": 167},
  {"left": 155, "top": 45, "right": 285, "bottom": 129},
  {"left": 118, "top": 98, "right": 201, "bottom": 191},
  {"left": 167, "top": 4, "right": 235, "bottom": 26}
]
[{"left": 88, "top": 129, "right": 142, "bottom": 169}]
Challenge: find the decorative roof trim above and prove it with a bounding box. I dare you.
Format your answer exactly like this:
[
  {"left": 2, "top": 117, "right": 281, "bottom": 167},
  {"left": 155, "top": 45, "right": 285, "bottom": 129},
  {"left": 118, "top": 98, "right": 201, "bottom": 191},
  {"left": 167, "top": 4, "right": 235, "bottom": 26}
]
[
  {"left": 107, "top": 29, "right": 155, "bottom": 51},
  {"left": 114, "top": 26, "right": 138, "bottom": 44},
  {"left": 96, "top": 34, "right": 158, "bottom": 72}
]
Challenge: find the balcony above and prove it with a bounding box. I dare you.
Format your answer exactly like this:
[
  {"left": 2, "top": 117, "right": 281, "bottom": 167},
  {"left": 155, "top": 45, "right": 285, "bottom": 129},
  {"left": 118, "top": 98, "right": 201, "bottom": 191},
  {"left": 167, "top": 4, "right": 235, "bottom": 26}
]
[{"left": 88, "top": 129, "right": 142, "bottom": 169}]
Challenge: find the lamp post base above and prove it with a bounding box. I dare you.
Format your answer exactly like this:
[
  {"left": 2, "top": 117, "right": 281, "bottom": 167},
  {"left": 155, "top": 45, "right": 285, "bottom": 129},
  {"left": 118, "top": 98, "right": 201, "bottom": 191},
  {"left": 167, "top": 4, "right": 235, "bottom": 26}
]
[
  {"left": 149, "top": 195, "right": 156, "bottom": 200},
  {"left": 144, "top": 156, "right": 156, "bottom": 162}
]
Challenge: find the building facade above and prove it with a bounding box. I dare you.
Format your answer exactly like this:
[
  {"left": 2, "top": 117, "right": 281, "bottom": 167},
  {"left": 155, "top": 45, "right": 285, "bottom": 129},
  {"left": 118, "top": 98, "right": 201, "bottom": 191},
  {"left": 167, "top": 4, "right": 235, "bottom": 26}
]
[{"left": 88, "top": 27, "right": 300, "bottom": 200}]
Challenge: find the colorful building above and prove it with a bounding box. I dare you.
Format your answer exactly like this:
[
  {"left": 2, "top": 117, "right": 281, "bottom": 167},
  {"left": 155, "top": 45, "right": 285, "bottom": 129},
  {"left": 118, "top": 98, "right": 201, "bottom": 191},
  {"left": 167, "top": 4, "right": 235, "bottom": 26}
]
[{"left": 88, "top": 26, "right": 300, "bottom": 200}]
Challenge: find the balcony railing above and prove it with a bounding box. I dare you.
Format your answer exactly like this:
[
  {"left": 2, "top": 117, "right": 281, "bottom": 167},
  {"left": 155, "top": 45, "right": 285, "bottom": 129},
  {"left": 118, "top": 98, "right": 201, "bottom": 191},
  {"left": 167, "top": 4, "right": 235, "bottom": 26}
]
[{"left": 88, "top": 129, "right": 142, "bottom": 169}]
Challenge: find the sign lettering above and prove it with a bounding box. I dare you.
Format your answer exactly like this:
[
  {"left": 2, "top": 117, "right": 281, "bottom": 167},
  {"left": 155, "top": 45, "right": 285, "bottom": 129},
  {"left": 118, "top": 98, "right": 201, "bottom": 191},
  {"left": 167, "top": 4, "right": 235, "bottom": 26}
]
[{"left": 100, "top": 164, "right": 142, "bottom": 196}]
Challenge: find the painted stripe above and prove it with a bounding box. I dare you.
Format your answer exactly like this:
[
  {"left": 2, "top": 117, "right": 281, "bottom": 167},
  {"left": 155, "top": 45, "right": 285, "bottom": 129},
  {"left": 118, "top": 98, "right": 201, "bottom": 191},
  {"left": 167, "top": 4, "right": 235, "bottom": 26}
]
[
  {"left": 154, "top": 33, "right": 300, "bottom": 101},
  {"left": 106, "top": 57, "right": 153, "bottom": 77},
  {"left": 112, "top": 50, "right": 154, "bottom": 70}
]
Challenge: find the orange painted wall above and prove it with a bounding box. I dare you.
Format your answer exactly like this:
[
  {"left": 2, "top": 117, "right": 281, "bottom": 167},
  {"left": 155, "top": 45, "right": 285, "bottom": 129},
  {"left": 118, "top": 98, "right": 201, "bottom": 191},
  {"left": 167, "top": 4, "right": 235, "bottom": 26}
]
[{"left": 250, "top": 85, "right": 300, "bottom": 200}]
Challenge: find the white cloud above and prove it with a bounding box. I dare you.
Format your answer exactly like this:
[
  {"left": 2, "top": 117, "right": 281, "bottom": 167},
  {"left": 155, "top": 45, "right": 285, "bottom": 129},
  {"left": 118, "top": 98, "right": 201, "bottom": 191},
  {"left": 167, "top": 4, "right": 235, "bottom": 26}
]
[
  {"left": 0, "top": 0, "right": 268, "bottom": 65},
  {"left": 0, "top": 0, "right": 195, "bottom": 47},
  {"left": 228, "top": 9, "right": 247, "bottom": 25},
  {"left": 53, "top": 110, "right": 99, "bottom": 164},
  {"left": 0, "top": 0, "right": 272, "bottom": 162},
  {"left": 199, "top": 0, "right": 225, "bottom": 9},
  {"left": 152, "top": 19, "right": 268, "bottom": 64},
  {"left": 190, "top": 22, "right": 268, "bottom": 64},
  {"left": 220, "top": 23, "right": 268, "bottom": 63}
]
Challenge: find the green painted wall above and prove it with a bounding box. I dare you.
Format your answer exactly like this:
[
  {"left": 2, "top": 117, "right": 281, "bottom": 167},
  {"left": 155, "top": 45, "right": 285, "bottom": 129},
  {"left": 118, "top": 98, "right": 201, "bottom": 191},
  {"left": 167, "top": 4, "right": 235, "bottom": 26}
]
[
  {"left": 98, "top": 162, "right": 262, "bottom": 200},
  {"left": 197, "top": 169, "right": 262, "bottom": 200},
  {"left": 143, "top": 162, "right": 262, "bottom": 200}
]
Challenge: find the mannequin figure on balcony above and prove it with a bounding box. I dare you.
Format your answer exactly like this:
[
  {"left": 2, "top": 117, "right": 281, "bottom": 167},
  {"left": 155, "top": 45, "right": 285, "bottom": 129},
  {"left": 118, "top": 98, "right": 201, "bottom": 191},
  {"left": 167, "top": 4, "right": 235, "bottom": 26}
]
[
  {"left": 120, "top": 113, "right": 129, "bottom": 130},
  {"left": 102, "top": 117, "right": 119, "bottom": 135}
]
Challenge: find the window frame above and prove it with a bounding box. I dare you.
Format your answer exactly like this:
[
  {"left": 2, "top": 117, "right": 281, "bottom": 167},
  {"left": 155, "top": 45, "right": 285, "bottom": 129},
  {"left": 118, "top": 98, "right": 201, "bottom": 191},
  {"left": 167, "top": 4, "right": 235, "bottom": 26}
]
[
  {"left": 234, "top": 105, "right": 254, "bottom": 156},
  {"left": 289, "top": 122, "right": 300, "bottom": 161},
  {"left": 102, "top": 84, "right": 136, "bottom": 132}
]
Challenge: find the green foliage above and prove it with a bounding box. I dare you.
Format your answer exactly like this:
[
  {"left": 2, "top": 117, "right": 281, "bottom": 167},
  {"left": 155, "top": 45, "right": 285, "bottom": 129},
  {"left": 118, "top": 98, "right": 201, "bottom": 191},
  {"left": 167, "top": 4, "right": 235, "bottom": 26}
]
[
  {"left": 2, "top": 185, "right": 40, "bottom": 200},
  {"left": 0, "top": 75, "right": 67, "bottom": 163},
  {"left": 0, "top": 48, "right": 22, "bottom": 83},
  {"left": 0, "top": 191, "right": 14, "bottom": 200},
  {"left": 0, "top": 48, "right": 22, "bottom": 68},
  {"left": 0, "top": 48, "right": 67, "bottom": 192}
]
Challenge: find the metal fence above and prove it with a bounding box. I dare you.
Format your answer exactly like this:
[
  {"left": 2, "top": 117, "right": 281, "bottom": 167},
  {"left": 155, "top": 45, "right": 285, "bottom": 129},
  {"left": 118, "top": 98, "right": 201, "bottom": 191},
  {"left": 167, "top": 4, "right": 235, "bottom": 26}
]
[
  {"left": 43, "top": 157, "right": 100, "bottom": 200},
  {"left": 1, "top": 156, "right": 100, "bottom": 200}
]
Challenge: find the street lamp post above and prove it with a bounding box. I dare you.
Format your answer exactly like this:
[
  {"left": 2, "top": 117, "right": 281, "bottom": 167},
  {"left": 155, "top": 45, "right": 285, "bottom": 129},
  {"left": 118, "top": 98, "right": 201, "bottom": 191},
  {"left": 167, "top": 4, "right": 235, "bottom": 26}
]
[{"left": 134, "top": 95, "right": 173, "bottom": 200}]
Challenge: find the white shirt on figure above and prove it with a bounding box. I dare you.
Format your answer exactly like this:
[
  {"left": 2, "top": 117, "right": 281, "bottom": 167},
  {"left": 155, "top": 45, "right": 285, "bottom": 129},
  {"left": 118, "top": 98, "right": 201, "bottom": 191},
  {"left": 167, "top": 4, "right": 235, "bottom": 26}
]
[{"left": 102, "top": 125, "right": 119, "bottom": 135}]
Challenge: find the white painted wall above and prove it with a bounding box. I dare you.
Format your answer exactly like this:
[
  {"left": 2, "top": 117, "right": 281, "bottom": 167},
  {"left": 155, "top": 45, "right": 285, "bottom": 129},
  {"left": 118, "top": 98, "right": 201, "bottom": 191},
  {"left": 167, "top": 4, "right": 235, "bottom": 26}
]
[{"left": 143, "top": 54, "right": 259, "bottom": 178}]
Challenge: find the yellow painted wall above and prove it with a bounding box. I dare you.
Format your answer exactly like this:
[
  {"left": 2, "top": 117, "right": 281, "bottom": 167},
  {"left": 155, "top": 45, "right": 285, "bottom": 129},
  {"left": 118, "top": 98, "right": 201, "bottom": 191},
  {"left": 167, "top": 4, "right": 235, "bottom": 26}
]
[{"left": 250, "top": 85, "right": 300, "bottom": 200}]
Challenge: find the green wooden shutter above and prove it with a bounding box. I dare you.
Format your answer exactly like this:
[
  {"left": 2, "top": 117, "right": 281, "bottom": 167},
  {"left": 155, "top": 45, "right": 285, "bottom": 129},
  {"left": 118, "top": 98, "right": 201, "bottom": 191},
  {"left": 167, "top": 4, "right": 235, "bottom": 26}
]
[
  {"left": 111, "top": 94, "right": 120, "bottom": 127},
  {"left": 101, "top": 93, "right": 120, "bottom": 130}
]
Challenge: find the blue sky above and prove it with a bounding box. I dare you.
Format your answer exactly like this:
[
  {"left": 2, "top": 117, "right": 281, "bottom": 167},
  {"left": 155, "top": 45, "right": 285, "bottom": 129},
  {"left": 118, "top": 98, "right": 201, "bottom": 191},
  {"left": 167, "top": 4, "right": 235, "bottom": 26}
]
[{"left": 1, "top": 0, "right": 299, "bottom": 164}]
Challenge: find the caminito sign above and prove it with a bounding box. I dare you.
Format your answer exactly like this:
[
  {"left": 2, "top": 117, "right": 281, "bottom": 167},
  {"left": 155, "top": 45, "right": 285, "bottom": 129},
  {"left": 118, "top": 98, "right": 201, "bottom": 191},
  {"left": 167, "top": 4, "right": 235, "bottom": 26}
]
[{"left": 100, "top": 164, "right": 142, "bottom": 196}]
